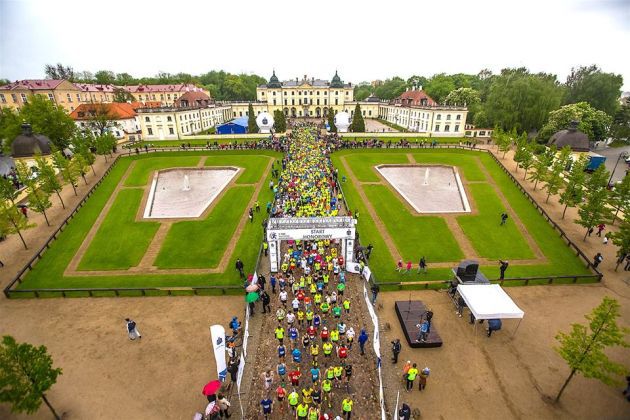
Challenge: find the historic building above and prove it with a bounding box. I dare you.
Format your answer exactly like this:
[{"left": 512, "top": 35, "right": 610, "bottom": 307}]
[
  {"left": 70, "top": 102, "right": 141, "bottom": 141},
  {"left": 0, "top": 79, "right": 82, "bottom": 112},
  {"left": 137, "top": 104, "right": 231, "bottom": 140}
]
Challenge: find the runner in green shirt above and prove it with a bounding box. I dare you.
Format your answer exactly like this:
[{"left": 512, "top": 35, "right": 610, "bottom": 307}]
[
  {"left": 337, "top": 282, "right": 346, "bottom": 296},
  {"left": 288, "top": 390, "right": 300, "bottom": 412},
  {"left": 296, "top": 402, "right": 309, "bottom": 419},
  {"left": 342, "top": 398, "right": 353, "bottom": 419},
  {"left": 322, "top": 379, "right": 333, "bottom": 408},
  {"left": 320, "top": 301, "right": 330, "bottom": 314},
  {"left": 332, "top": 305, "right": 342, "bottom": 318}
]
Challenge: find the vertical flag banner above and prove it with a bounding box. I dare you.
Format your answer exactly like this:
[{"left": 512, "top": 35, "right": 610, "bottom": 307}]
[{"left": 210, "top": 324, "right": 227, "bottom": 381}]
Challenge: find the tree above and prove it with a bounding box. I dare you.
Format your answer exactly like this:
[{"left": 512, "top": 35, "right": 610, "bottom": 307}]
[
  {"left": 18, "top": 95, "right": 76, "bottom": 150},
  {"left": 577, "top": 165, "right": 611, "bottom": 240},
  {"left": 353, "top": 84, "right": 374, "bottom": 101},
  {"left": 0, "top": 335, "right": 63, "bottom": 419},
  {"left": 610, "top": 219, "right": 630, "bottom": 270},
  {"left": 494, "top": 127, "right": 513, "bottom": 159},
  {"left": 373, "top": 77, "right": 407, "bottom": 100},
  {"left": 112, "top": 88, "right": 134, "bottom": 103},
  {"left": 558, "top": 155, "right": 587, "bottom": 218},
  {"left": 543, "top": 146, "right": 571, "bottom": 203},
  {"left": 327, "top": 108, "right": 337, "bottom": 133},
  {"left": 406, "top": 75, "right": 428, "bottom": 89},
  {"left": 71, "top": 133, "right": 97, "bottom": 175},
  {"left": 52, "top": 151, "right": 78, "bottom": 196},
  {"left": 483, "top": 68, "right": 564, "bottom": 133},
  {"left": 444, "top": 87, "right": 480, "bottom": 107},
  {"left": 528, "top": 147, "right": 555, "bottom": 190},
  {"left": 15, "top": 162, "right": 52, "bottom": 226},
  {"left": 247, "top": 103, "right": 257, "bottom": 134},
  {"left": 519, "top": 142, "right": 535, "bottom": 180},
  {"left": 554, "top": 297, "right": 628, "bottom": 402},
  {"left": 35, "top": 155, "right": 65, "bottom": 209},
  {"left": 94, "top": 70, "right": 116, "bottom": 85},
  {"left": 0, "top": 200, "right": 34, "bottom": 249},
  {"left": 273, "top": 110, "right": 286, "bottom": 133},
  {"left": 44, "top": 63, "right": 75, "bottom": 81},
  {"left": 350, "top": 104, "right": 365, "bottom": 132},
  {"left": 71, "top": 154, "right": 89, "bottom": 185},
  {"left": 94, "top": 133, "right": 117, "bottom": 163},
  {"left": 0, "top": 176, "right": 19, "bottom": 206},
  {"left": 610, "top": 105, "right": 630, "bottom": 143},
  {"left": 0, "top": 108, "right": 22, "bottom": 152},
  {"left": 538, "top": 102, "right": 613, "bottom": 144},
  {"left": 564, "top": 65, "right": 623, "bottom": 116},
  {"left": 610, "top": 174, "right": 630, "bottom": 224},
  {"left": 115, "top": 72, "right": 136, "bottom": 86},
  {"left": 79, "top": 103, "right": 120, "bottom": 137}
]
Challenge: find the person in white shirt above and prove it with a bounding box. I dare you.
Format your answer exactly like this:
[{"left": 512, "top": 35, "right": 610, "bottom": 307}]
[{"left": 279, "top": 290, "right": 288, "bottom": 306}]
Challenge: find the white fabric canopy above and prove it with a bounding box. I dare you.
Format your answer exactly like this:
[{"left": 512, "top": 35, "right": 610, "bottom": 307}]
[{"left": 457, "top": 284, "right": 524, "bottom": 320}]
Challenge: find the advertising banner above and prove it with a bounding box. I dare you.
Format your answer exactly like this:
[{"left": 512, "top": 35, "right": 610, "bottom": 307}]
[
  {"left": 267, "top": 227, "right": 355, "bottom": 241},
  {"left": 209, "top": 325, "right": 227, "bottom": 381}
]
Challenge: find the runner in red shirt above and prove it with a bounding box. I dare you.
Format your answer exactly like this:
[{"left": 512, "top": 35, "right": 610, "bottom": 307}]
[
  {"left": 320, "top": 327, "right": 329, "bottom": 342},
  {"left": 289, "top": 369, "right": 301, "bottom": 386},
  {"left": 337, "top": 344, "right": 348, "bottom": 359},
  {"left": 307, "top": 325, "right": 316, "bottom": 339},
  {"left": 276, "top": 385, "right": 286, "bottom": 413},
  {"left": 297, "top": 290, "right": 305, "bottom": 301}
]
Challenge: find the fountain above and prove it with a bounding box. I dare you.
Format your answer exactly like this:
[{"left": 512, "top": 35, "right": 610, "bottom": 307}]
[
  {"left": 423, "top": 168, "right": 430, "bottom": 185},
  {"left": 183, "top": 174, "right": 191, "bottom": 191}
]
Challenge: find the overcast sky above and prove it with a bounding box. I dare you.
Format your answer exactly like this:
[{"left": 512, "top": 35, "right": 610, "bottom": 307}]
[{"left": 1, "top": 0, "right": 628, "bottom": 90}]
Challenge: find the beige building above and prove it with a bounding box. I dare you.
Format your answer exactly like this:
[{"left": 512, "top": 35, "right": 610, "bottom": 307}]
[
  {"left": 138, "top": 105, "right": 231, "bottom": 140},
  {"left": 124, "top": 84, "right": 210, "bottom": 106},
  {"left": 378, "top": 89, "right": 468, "bottom": 136},
  {"left": 256, "top": 71, "right": 354, "bottom": 118},
  {"left": 0, "top": 79, "right": 82, "bottom": 112}
]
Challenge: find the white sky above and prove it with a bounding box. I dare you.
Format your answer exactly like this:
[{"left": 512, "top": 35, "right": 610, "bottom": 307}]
[{"left": 1, "top": 0, "right": 629, "bottom": 89}]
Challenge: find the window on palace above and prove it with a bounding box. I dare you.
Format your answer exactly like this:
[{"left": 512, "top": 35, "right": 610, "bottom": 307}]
[
  {"left": 317, "top": 91, "right": 320, "bottom": 95},
  {"left": 456, "top": 114, "right": 461, "bottom": 120},
  {"left": 436, "top": 114, "right": 441, "bottom": 120},
  {"left": 335, "top": 99, "right": 338, "bottom": 105},
  {"left": 273, "top": 91, "right": 276, "bottom": 96},
  {"left": 369, "top": 110, "right": 372, "bottom": 116},
  {"left": 446, "top": 114, "right": 451, "bottom": 120},
  {"left": 273, "top": 99, "right": 277, "bottom": 105},
  {"left": 298, "top": 91, "right": 301, "bottom": 95},
  {"left": 455, "top": 125, "right": 460, "bottom": 131},
  {"left": 284, "top": 91, "right": 287, "bottom": 96},
  {"left": 160, "top": 94, "right": 164, "bottom": 100},
  {"left": 11, "top": 94, "right": 17, "bottom": 102},
  {"left": 174, "top": 94, "right": 178, "bottom": 99},
  {"left": 317, "top": 99, "right": 320, "bottom": 105},
  {"left": 152, "top": 95, "right": 156, "bottom": 100},
  {"left": 169, "top": 127, "right": 174, "bottom": 135},
  {"left": 145, "top": 117, "right": 150, "bottom": 122},
  {"left": 167, "top": 116, "right": 172, "bottom": 122},
  {"left": 148, "top": 127, "right": 153, "bottom": 135},
  {"left": 292, "top": 99, "right": 295, "bottom": 105},
  {"left": 0, "top": 94, "right": 5, "bottom": 103},
  {"left": 435, "top": 125, "right": 440, "bottom": 131},
  {"left": 292, "top": 91, "right": 295, "bottom": 95},
  {"left": 445, "top": 125, "right": 450, "bottom": 132},
  {"left": 284, "top": 99, "right": 287, "bottom": 105},
  {"left": 335, "top": 91, "right": 338, "bottom": 95},
  {"left": 324, "top": 99, "right": 327, "bottom": 105},
  {"left": 76, "top": 93, "right": 81, "bottom": 102},
  {"left": 67, "top": 93, "right": 72, "bottom": 102},
  {"left": 47, "top": 93, "right": 53, "bottom": 101}
]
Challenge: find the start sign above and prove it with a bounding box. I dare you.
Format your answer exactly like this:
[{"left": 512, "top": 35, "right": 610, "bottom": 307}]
[{"left": 267, "top": 227, "right": 355, "bottom": 241}]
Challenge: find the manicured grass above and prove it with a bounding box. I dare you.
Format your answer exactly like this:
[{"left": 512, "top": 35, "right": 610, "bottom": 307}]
[
  {"left": 17, "top": 151, "right": 281, "bottom": 290},
  {"left": 363, "top": 184, "right": 464, "bottom": 263},
  {"left": 78, "top": 188, "right": 160, "bottom": 270},
  {"left": 411, "top": 151, "right": 486, "bottom": 181},
  {"left": 205, "top": 155, "right": 271, "bottom": 184},
  {"left": 154, "top": 186, "right": 255, "bottom": 269},
  {"left": 343, "top": 153, "right": 409, "bottom": 182},
  {"left": 124, "top": 156, "right": 201, "bottom": 186},
  {"left": 457, "top": 184, "right": 534, "bottom": 259}
]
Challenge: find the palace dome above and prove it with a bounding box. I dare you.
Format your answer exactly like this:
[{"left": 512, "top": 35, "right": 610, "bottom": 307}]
[
  {"left": 330, "top": 70, "right": 344, "bottom": 88},
  {"left": 11, "top": 123, "right": 52, "bottom": 158},
  {"left": 267, "top": 70, "right": 281, "bottom": 88},
  {"left": 548, "top": 121, "right": 590, "bottom": 152}
]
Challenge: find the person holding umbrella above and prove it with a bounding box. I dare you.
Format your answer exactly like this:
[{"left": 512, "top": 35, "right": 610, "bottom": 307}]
[{"left": 202, "top": 380, "right": 221, "bottom": 403}]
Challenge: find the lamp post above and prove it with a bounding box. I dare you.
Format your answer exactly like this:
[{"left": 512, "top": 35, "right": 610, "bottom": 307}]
[{"left": 608, "top": 151, "right": 629, "bottom": 186}]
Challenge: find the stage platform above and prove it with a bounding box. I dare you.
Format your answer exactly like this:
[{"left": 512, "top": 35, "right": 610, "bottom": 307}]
[{"left": 395, "top": 300, "right": 443, "bottom": 348}]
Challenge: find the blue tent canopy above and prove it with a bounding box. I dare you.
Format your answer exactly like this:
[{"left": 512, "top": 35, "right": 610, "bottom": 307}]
[{"left": 217, "top": 117, "right": 249, "bottom": 135}]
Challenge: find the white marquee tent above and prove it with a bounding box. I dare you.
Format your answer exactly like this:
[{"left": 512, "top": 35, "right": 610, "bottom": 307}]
[{"left": 457, "top": 284, "right": 525, "bottom": 336}]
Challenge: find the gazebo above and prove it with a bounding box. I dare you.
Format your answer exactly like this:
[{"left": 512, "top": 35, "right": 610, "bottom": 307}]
[{"left": 548, "top": 121, "right": 590, "bottom": 152}]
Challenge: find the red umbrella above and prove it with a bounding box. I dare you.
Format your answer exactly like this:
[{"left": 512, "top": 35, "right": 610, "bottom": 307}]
[
  {"left": 202, "top": 380, "right": 221, "bottom": 396},
  {"left": 247, "top": 274, "right": 254, "bottom": 282}
]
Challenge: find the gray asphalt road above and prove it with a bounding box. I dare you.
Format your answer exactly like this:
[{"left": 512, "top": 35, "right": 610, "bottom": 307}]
[{"left": 595, "top": 145, "right": 630, "bottom": 183}]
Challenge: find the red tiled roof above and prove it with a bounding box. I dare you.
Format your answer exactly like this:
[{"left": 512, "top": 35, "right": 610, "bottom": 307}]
[
  {"left": 123, "top": 83, "right": 203, "bottom": 93},
  {"left": 69, "top": 103, "right": 137, "bottom": 120},
  {"left": 130, "top": 101, "right": 162, "bottom": 110},
  {"left": 73, "top": 83, "right": 116, "bottom": 92},
  {"left": 175, "top": 91, "right": 212, "bottom": 107},
  {"left": 0, "top": 79, "right": 66, "bottom": 91},
  {"left": 395, "top": 90, "right": 436, "bottom": 106}
]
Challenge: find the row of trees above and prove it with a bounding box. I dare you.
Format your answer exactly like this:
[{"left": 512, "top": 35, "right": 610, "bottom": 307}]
[
  {"left": 502, "top": 129, "right": 630, "bottom": 263},
  {"left": 39, "top": 64, "right": 267, "bottom": 101},
  {"left": 354, "top": 66, "right": 627, "bottom": 143},
  {"left": 0, "top": 130, "right": 116, "bottom": 248}
]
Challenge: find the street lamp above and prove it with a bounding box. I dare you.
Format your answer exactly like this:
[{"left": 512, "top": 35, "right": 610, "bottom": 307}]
[{"left": 608, "top": 151, "right": 629, "bottom": 186}]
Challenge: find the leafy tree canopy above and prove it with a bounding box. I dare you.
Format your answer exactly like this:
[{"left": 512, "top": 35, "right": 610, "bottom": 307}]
[
  {"left": 538, "top": 102, "right": 613, "bottom": 143},
  {"left": 564, "top": 65, "right": 623, "bottom": 116}
]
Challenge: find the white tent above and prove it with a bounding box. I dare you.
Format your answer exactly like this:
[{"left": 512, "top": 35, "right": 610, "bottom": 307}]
[{"left": 457, "top": 284, "right": 524, "bottom": 336}]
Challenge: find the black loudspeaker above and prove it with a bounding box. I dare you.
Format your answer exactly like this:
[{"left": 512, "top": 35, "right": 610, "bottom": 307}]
[{"left": 456, "top": 260, "right": 479, "bottom": 283}]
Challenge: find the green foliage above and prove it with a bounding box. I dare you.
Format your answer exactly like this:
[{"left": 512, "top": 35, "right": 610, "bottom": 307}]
[
  {"left": 483, "top": 68, "right": 564, "bottom": 133},
  {"left": 12, "top": 95, "right": 76, "bottom": 150},
  {"left": 544, "top": 146, "right": 572, "bottom": 203},
  {"left": 52, "top": 151, "right": 78, "bottom": 195},
  {"left": 247, "top": 103, "right": 257, "bottom": 134},
  {"left": 35, "top": 155, "right": 65, "bottom": 209},
  {"left": 71, "top": 153, "right": 89, "bottom": 185},
  {"left": 559, "top": 155, "right": 587, "bottom": 218},
  {"left": 353, "top": 84, "right": 373, "bottom": 101},
  {"left": 94, "top": 133, "right": 117, "bottom": 162},
  {"left": 564, "top": 65, "right": 623, "bottom": 116},
  {"left": 327, "top": 108, "right": 336, "bottom": 133},
  {"left": 44, "top": 63, "right": 75, "bottom": 81},
  {"left": 493, "top": 127, "right": 513, "bottom": 158},
  {"left": 373, "top": 77, "right": 407, "bottom": 100},
  {"left": 610, "top": 174, "right": 630, "bottom": 223},
  {"left": 528, "top": 146, "right": 555, "bottom": 190},
  {"left": 350, "top": 104, "right": 365, "bottom": 133},
  {"left": 273, "top": 110, "right": 286, "bottom": 133},
  {"left": 0, "top": 108, "right": 22, "bottom": 152},
  {"left": 538, "top": 102, "right": 613, "bottom": 143},
  {"left": 16, "top": 161, "right": 52, "bottom": 226},
  {"left": 94, "top": 70, "right": 115, "bottom": 85},
  {"left": 198, "top": 71, "right": 266, "bottom": 101},
  {"left": 515, "top": 134, "right": 535, "bottom": 178},
  {"left": 610, "top": 218, "right": 630, "bottom": 263},
  {"left": 610, "top": 105, "right": 630, "bottom": 141},
  {"left": 0, "top": 335, "right": 63, "bottom": 418},
  {"left": 0, "top": 199, "right": 35, "bottom": 249},
  {"left": 0, "top": 176, "right": 19, "bottom": 204},
  {"left": 79, "top": 103, "right": 119, "bottom": 136},
  {"left": 112, "top": 87, "right": 134, "bottom": 103},
  {"left": 445, "top": 87, "right": 481, "bottom": 124},
  {"left": 577, "top": 165, "right": 611, "bottom": 238},
  {"left": 554, "top": 297, "right": 629, "bottom": 402}
]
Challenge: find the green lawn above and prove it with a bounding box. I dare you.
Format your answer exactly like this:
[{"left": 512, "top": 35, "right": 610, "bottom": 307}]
[
  {"left": 364, "top": 184, "right": 464, "bottom": 262},
  {"left": 205, "top": 155, "right": 271, "bottom": 184},
  {"left": 457, "top": 184, "right": 534, "bottom": 259},
  {"left": 154, "top": 186, "right": 255, "bottom": 268},
  {"left": 343, "top": 154, "right": 409, "bottom": 182},
  {"left": 16, "top": 151, "right": 281, "bottom": 291},
  {"left": 78, "top": 188, "right": 160, "bottom": 270},
  {"left": 334, "top": 148, "right": 592, "bottom": 283},
  {"left": 124, "top": 156, "right": 201, "bottom": 187}
]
